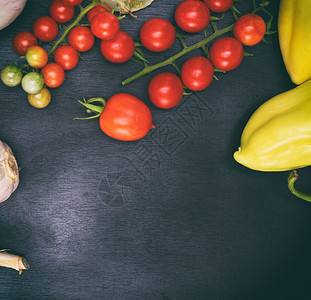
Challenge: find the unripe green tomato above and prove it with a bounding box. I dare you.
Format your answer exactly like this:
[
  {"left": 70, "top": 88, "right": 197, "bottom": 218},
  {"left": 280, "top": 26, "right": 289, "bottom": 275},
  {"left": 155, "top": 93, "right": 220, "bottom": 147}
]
[
  {"left": 1, "top": 65, "right": 23, "bottom": 87},
  {"left": 28, "top": 87, "right": 51, "bottom": 108},
  {"left": 21, "top": 72, "right": 44, "bottom": 94}
]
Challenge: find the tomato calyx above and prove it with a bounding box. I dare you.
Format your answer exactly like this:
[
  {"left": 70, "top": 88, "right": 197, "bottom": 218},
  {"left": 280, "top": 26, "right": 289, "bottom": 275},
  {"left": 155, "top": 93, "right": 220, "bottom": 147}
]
[{"left": 75, "top": 97, "right": 106, "bottom": 119}]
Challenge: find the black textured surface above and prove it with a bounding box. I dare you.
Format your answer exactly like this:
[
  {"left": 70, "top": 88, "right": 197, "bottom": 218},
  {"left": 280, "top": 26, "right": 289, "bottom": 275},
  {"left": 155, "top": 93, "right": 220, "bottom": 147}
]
[{"left": 1, "top": 0, "right": 311, "bottom": 299}]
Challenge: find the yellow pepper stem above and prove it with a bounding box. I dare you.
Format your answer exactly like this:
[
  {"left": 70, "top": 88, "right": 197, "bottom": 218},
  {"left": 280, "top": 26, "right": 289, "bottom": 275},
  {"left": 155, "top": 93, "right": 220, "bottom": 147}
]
[{"left": 287, "top": 170, "right": 311, "bottom": 202}]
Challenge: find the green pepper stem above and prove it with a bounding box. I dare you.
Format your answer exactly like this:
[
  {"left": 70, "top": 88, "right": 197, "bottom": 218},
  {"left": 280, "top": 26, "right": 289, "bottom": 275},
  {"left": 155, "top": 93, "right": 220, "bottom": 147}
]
[
  {"left": 48, "top": 0, "right": 100, "bottom": 56},
  {"left": 121, "top": 24, "right": 234, "bottom": 86},
  {"left": 287, "top": 170, "right": 311, "bottom": 202}
]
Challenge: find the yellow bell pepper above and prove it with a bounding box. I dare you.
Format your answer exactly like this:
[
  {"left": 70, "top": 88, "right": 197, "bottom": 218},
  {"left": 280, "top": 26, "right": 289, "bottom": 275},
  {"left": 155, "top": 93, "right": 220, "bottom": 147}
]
[
  {"left": 234, "top": 79, "right": 311, "bottom": 172},
  {"left": 278, "top": 0, "right": 311, "bottom": 85}
]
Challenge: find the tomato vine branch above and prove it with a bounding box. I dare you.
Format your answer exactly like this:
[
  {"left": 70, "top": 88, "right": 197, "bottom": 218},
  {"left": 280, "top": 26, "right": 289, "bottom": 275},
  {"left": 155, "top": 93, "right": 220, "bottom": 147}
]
[
  {"left": 121, "top": 24, "right": 234, "bottom": 86},
  {"left": 288, "top": 170, "right": 311, "bottom": 202},
  {"left": 48, "top": 0, "right": 100, "bottom": 56}
]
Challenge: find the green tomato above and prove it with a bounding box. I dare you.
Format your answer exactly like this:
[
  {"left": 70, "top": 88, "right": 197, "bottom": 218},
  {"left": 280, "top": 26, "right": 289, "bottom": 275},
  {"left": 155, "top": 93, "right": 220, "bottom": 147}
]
[
  {"left": 21, "top": 72, "right": 44, "bottom": 94},
  {"left": 1, "top": 65, "right": 23, "bottom": 87}
]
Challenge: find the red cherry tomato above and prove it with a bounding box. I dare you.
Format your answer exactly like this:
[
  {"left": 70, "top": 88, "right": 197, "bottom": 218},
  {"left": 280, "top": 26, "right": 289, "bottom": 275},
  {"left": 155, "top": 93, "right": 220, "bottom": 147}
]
[
  {"left": 203, "top": 0, "right": 234, "bottom": 13},
  {"left": 61, "top": 0, "right": 83, "bottom": 6},
  {"left": 49, "top": 0, "right": 75, "bottom": 23},
  {"left": 175, "top": 0, "right": 210, "bottom": 33},
  {"left": 233, "top": 14, "right": 266, "bottom": 46},
  {"left": 99, "top": 93, "right": 154, "bottom": 141},
  {"left": 68, "top": 26, "right": 95, "bottom": 52},
  {"left": 54, "top": 45, "right": 79, "bottom": 70},
  {"left": 41, "top": 63, "right": 65, "bottom": 88},
  {"left": 148, "top": 72, "right": 184, "bottom": 109},
  {"left": 12, "top": 31, "right": 38, "bottom": 55},
  {"left": 87, "top": 3, "right": 112, "bottom": 23},
  {"left": 25, "top": 46, "right": 48, "bottom": 69},
  {"left": 209, "top": 37, "right": 244, "bottom": 71},
  {"left": 100, "top": 31, "right": 135, "bottom": 63},
  {"left": 33, "top": 16, "right": 59, "bottom": 42},
  {"left": 139, "top": 18, "right": 175, "bottom": 52},
  {"left": 90, "top": 11, "right": 120, "bottom": 40},
  {"left": 181, "top": 56, "right": 214, "bottom": 91}
]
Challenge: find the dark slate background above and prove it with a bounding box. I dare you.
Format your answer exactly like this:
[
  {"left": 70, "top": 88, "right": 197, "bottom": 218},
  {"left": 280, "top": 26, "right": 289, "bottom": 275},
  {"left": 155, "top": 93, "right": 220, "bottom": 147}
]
[{"left": 1, "top": 0, "right": 311, "bottom": 299}]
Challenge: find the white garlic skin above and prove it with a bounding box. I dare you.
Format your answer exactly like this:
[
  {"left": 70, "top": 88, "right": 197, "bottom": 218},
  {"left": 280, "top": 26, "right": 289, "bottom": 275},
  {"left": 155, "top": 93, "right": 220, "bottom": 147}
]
[
  {"left": 0, "top": 140, "right": 19, "bottom": 203},
  {"left": 0, "top": 0, "right": 27, "bottom": 30}
]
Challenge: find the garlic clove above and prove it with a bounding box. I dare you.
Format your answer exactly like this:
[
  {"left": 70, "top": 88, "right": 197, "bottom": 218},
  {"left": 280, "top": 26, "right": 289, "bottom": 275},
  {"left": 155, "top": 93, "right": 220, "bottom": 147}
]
[
  {"left": 0, "top": 141, "right": 19, "bottom": 203},
  {"left": 0, "top": 250, "right": 29, "bottom": 274}
]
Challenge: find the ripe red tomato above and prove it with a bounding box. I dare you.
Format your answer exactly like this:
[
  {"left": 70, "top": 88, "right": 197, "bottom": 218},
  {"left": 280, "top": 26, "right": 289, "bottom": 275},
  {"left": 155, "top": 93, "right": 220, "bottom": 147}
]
[
  {"left": 54, "top": 45, "right": 79, "bottom": 70},
  {"left": 68, "top": 26, "right": 95, "bottom": 52},
  {"left": 209, "top": 37, "right": 244, "bottom": 71},
  {"left": 61, "top": 0, "right": 83, "bottom": 6},
  {"left": 100, "top": 31, "right": 135, "bottom": 63},
  {"left": 41, "top": 63, "right": 65, "bottom": 88},
  {"left": 49, "top": 0, "right": 75, "bottom": 23},
  {"left": 140, "top": 18, "right": 175, "bottom": 52},
  {"left": 181, "top": 56, "right": 214, "bottom": 91},
  {"left": 99, "top": 93, "right": 154, "bottom": 141},
  {"left": 12, "top": 31, "right": 38, "bottom": 55},
  {"left": 87, "top": 3, "right": 112, "bottom": 23},
  {"left": 203, "top": 0, "right": 234, "bottom": 13},
  {"left": 175, "top": 0, "right": 210, "bottom": 33},
  {"left": 25, "top": 46, "right": 48, "bottom": 69},
  {"left": 233, "top": 14, "right": 266, "bottom": 46},
  {"left": 90, "top": 12, "right": 120, "bottom": 40},
  {"left": 148, "top": 72, "right": 184, "bottom": 109},
  {"left": 33, "top": 16, "right": 59, "bottom": 42}
]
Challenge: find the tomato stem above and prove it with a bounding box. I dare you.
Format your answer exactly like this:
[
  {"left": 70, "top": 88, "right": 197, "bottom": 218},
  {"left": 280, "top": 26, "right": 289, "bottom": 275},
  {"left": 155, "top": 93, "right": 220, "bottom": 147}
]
[
  {"left": 48, "top": 0, "right": 100, "bottom": 56},
  {"left": 75, "top": 97, "right": 106, "bottom": 120},
  {"left": 121, "top": 24, "right": 234, "bottom": 86},
  {"left": 288, "top": 170, "right": 311, "bottom": 202}
]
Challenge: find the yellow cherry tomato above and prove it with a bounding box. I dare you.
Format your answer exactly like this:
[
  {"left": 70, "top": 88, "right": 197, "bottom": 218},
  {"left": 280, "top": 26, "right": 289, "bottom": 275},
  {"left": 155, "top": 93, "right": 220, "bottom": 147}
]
[{"left": 27, "top": 87, "right": 51, "bottom": 108}]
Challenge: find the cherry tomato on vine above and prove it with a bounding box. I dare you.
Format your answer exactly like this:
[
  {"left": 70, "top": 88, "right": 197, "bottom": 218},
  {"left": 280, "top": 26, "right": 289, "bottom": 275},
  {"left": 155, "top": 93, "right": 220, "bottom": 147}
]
[
  {"left": 139, "top": 18, "right": 175, "bottom": 52},
  {"left": 54, "top": 45, "right": 79, "bottom": 70},
  {"left": 1, "top": 65, "right": 23, "bottom": 87},
  {"left": 99, "top": 93, "right": 154, "bottom": 141},
  {"left": 41, "top": 63, "right": 65, "bottom": 88},
  {"left": 90, "top": 11, "right": 120, "bottom": 40},
  {"left": 21, "top": 72, "right": 44, "bottom": 94},
  {"left": 68, "top": 26, "right": 95, "bottom": 52},
  {"left": 175, "top": 0, "right": 210, "bottom": 33},
  {"left": 25, "top": 45, "right": 48, "bottom": 69},
  {"left": 181, "top": 56, "right": 214, "bottom": 91},
  {"left": 12, "top": 31, "right": 38, "bottom": 55},
  {"left": 33, "top": 16, "right": 59, "bottom": 42},
  {"left": 203, "top": 0, "right": 234, "bottom": 13},
  {"left": 100, "top": 31, "right": 135, "bottom": 63},
  {"left": 233, "top": 14, "right": 266, "bottom": 46},
  {"left": 28, "top": 87, "right": 52, "bottom": 109},
  {"left": 209, "top": 37, "right": 244, "bottom": 71},
  {"left": 148, "top": 72, "right": 184, "bottom": 109},
  {"left": 61, "top": 0, "right": 83, "bottom": 6},
  {"left": 87, "top": 3, "right": 112, "bottom": 23},
  {"left": 49, "top": 0, "right": 75, "bottom": 23}
]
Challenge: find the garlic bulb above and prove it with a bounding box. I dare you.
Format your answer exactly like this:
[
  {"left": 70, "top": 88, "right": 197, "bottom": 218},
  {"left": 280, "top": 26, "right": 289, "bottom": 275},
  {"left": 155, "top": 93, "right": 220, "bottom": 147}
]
[
  {"left": 0, "top": 140, "right": 19, "bottom": 203},
  {"left": 0, "top": 0, "right": 27, "bottom": 30}
]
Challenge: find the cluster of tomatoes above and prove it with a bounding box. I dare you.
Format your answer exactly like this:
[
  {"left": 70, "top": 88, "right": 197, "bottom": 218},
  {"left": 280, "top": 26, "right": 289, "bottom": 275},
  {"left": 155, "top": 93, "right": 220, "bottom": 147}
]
[{"left": 142, "top": 0, "right": 266, "bottom": 109}]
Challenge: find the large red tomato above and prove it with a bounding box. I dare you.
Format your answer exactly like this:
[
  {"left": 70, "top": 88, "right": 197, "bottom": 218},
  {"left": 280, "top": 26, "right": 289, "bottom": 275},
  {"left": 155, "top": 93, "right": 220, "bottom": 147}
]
[
  {"left": 99, "top": 93, "right": 154, "bottom": 141},
  {"left": 209, "top": 37, "right": 244, "bottom": 71},
  {"left": 12, "top": 31, "right": 38, "bottom": 55},
  {"left": 54, "top": 45, "right": 79, "bottom": 70},
  {"left": 181, "top": 56, "right": 214, "bottom": 91},
  {"left": 233, "top": 14, "right": 266, "bottom": 46},
  {"left": 203, "top": 0, "right": 234, "bottom": 13},
  {"left": 68, "top": 26, "right": 95, "bottom": 52},
  {"left": 41, "top": 63, "right": 65, "bottom": 88},
  {"left": 49, "top": 0, "right": 75, "bottom": 23},
  {"left": 100, "top": 31, "right": 135, "bottom": 63},
  {"left": 139, "top": 18, "right": 175, "bottom": 52},
  {"left": 174, "top": 0, "right": 210, "bottom": 33},
  {"left": 148, "top": 72, "right": 184, "bottom": 109},
  {"left": 33, "top": 16, "right": 59, "bottom": 42}
]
